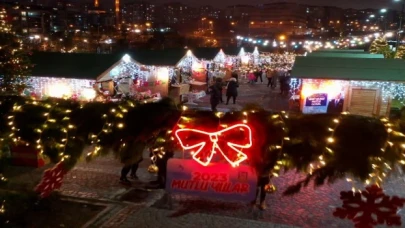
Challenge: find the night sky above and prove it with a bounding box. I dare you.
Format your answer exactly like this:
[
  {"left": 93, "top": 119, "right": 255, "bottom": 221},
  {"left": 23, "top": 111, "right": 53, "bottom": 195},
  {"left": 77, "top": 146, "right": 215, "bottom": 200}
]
[{"left": 119, "top": 0, "right": 400, "bottom": 9}]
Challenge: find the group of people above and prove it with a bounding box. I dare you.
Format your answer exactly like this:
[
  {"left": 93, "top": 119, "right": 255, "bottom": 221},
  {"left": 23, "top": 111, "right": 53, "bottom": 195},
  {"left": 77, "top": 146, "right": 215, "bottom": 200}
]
[
  {"left": 209, "top": 73, "right": 239, "bottom": 112},
  {"left": 247, "top": 69, "right": 292, "bottom": 95}
]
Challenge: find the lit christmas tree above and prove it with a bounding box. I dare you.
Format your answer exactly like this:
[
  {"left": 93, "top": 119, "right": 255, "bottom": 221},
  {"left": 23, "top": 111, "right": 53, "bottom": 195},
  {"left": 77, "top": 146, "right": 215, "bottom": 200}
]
[
  {"left": 395, "top": 45, "right": 405, "bottom": 59},
  {"left": 369, "top": 37, "right": 394, "bottom": 58},
  {"left": 0, "top": 7, "right": 31, "bottom": 95}
]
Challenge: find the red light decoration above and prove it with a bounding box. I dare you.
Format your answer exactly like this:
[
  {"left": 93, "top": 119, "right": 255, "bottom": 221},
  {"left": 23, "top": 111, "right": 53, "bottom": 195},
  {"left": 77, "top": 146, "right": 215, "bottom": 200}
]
[
  {"left": 175, "top": 124, "right": 252, "bottom": 167},
  {"left": 35, "top": 162, "right": 67, "bottom": 198},
  {"left": 334, "top": 185, "right": 405, "bottom": 228}
]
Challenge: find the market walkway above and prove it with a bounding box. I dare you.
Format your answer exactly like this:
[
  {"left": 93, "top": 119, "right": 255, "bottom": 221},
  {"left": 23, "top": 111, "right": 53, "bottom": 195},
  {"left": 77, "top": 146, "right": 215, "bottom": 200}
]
[
  {"left": 185, "top": 80, "right": 290, "bottom": 112},
  {"left": 59, "top": 151, "right": 405, "bottom": 228}
]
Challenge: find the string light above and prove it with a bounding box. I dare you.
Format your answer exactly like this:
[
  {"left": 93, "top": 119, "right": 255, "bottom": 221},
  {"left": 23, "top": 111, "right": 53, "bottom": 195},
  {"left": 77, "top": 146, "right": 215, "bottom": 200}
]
[
  {"left": 0, "top": 200, "right": 5, "bottom": 214},
  {"left": 289, "top": 79, "right": 405, "bottom": 104}
]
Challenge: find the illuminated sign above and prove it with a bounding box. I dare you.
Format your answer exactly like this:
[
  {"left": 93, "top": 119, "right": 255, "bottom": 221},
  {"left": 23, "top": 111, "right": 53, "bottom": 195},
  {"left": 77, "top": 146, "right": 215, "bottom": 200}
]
[
  {"left": 166, "top": 159, "right": 257, "bottom": 202},
  {"left": 175, "top": 124, "right": 252, "bottom": 167},
  {"left": 301, "top": 79, "right": 349, "bottom": 114}
]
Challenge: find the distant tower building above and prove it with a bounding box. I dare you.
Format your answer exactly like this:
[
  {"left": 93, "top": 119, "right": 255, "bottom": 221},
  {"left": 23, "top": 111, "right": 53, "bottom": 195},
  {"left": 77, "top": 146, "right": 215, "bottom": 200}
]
[{"left": 115, "top": 0, "right": 120, "bottom": 28}]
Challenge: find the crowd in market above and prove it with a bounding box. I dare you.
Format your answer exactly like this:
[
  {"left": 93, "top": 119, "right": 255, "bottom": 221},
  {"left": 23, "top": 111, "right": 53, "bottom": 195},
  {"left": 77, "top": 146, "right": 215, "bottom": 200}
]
[{"left": 208, "top": 68, "right": 292, "bottom": 112}]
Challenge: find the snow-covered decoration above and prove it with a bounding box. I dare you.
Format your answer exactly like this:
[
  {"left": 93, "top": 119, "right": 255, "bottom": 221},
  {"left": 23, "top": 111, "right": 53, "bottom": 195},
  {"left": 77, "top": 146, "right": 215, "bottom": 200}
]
[
  {"left": 213, "top": 49, "right": 226, "bottom": 64},
  {"left": 253, "top": 47, "right": 260, "bottom": 66},
  {"left": 238, "top": 47, "right": 246, "bottom": 57},
  {"left": 25, "top": 77, "right": 95, "bottom": 100}
]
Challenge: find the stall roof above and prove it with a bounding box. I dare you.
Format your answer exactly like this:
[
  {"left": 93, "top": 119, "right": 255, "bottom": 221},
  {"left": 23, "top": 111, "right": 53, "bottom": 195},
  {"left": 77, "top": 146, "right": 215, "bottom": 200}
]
[
  {"left": 221, "top": 47, "right": 255, "bottom": 56},
  {"left": 191, "top": 48, "right": 221, "bottom": 60},
  {"left": 292, "top": 56, "right": 405, "bottom": 81},
  {"left": 31, "top": 52, "right": 122, "bottom": 79},
  {"left": 126, "top": 48, "right": 188, "bottom": 66},
  {"left": 307, "top": 50, "right": 384, "bottom": 59}
]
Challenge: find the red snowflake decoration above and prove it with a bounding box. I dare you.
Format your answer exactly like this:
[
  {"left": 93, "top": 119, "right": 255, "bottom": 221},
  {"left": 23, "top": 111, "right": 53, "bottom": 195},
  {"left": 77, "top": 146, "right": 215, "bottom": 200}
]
[
  {"left": 35, "top": 162, "right": 67, "bottom": 198},
  {"left": 333, "top": 185, "right": 405, "bottom": 228}
]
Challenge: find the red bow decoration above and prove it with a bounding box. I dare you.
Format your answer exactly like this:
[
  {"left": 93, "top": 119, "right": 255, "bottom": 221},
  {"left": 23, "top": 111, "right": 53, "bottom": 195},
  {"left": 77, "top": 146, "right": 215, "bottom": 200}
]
[{"left": 175, "top": 124, "right": 252, "bottom": 167}]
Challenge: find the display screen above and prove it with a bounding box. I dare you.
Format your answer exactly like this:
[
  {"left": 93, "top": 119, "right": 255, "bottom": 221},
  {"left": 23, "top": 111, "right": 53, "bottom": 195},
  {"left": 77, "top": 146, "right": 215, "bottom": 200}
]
[{"left": 301, "top": 79, "right": 349, "bottom": 114}]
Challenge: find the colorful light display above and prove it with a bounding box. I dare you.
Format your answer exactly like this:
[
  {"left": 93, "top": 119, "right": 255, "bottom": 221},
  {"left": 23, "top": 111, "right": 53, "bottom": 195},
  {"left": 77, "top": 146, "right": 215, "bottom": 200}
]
[
  {"left": 175, "top": 124, "right": 252, "bottom": 167},
  {"left": 300, "top": 79, "right": 349, "bottom": 114},
  {"left": 292, "top": 79, "right": 405, "bottom": 114},
  {"left": 26, "top": 77, "right": 95, "bottom": 100}
]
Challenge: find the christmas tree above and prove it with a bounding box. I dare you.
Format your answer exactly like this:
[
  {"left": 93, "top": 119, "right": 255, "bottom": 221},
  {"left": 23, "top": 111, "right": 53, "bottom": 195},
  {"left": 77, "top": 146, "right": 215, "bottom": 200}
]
[
  {"left": 0, "top": 8, "right": 31, "bottom": 95},
  {"left": 395, "top": 45, "right": 405, "bottom": 59},
  {"left": 369, "top": 37, "right": 394, "bottom": 58}
]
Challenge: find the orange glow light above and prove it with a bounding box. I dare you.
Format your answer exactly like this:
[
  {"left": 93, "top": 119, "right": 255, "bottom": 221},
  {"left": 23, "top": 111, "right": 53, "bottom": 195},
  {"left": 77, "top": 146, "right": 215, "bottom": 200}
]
[
  {"left": 301, "top": 79, "right": 345, "bottom": 99},
  {"left": 115, "top": 0, "right": 119, "bottom": 12},
  {"left": 175, "top": 124, "right": 252, "bottom": 167}
]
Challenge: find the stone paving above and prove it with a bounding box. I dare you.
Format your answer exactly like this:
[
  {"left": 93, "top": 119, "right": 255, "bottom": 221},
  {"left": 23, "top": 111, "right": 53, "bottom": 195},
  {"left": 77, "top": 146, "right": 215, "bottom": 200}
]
[
  {"left": 54, "top": 82, "right": 405, "bottom": 227},
  {"left": 120, "top": 207, "right": 297, "bottom": 228},
  {"left": 187, "top": 80, "right": 290, "bottom": 112}
]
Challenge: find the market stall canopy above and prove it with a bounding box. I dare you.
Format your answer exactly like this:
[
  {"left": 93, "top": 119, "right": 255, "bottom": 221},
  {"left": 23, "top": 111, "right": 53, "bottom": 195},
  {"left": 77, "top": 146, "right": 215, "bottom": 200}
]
[
  {"left": 292, "top": 55, "right": 405, "bottom": 82},
  {"left": 96, "top": 54, "right": 142, "bottom": 82},
  {"left": 306, "top": 50, "right": 384, "bottom": 59},
  {"left": 192, "top": 48, "right": 221, "bottom": 60},
  {"left": 126, "top": 49, "right": 188, "bottom": 66},
  {"left": 30, "top": 52, "right": 123, "bottom": 79}
]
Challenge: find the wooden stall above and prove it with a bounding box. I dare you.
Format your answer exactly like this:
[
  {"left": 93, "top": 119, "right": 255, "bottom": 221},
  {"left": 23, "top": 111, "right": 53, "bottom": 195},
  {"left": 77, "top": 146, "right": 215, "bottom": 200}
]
[{"left": 291, "top": 50, "right": 405, "bottom": 117}]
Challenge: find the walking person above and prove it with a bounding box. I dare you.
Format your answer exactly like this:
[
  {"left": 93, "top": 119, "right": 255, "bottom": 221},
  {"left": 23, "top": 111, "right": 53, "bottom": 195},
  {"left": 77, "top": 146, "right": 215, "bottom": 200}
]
[
  {"left": 217, "top": 77, "right": 224, "bottom": 103},
  {"left": 251, "top": 172, "right": 270, "bottom": 210},
  {"left": 226, "top": 74, "right": 239, "bottom": 105},
  {"left": 119, "top": 140, "right": 146, "bottom": 185},
  {"left": 266, "top": 70, "right": 273, "bottom": 88},
  {"left": 254, "top": 69, "right": 262, "bottom": 83},
  {"left": 257, "top": 69, "right": 264, "bottom": 83},
  {"left": 209, "top": 78, "right": 222, "bottom": 112},
  {"left": 155, "top": 150, "right": 174, "bottom": 188},
  {"left": 248, "top": 71, "right": 256, "bottom": 84}
]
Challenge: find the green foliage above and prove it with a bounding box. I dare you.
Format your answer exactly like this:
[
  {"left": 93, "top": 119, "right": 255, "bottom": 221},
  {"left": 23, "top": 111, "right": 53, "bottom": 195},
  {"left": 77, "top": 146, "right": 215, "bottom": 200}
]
[{"left": 1, "top": 96, "right": 405, "bottom": 195}]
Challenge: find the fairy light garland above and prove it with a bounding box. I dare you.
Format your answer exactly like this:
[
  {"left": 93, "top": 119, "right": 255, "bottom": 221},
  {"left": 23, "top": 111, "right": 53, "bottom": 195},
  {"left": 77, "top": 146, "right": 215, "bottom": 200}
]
[
  {"left": 366, "top": 117, "right": 400, "bottom": 187},
  {"left": 4, "top": 95, "right": 405, "bottom": 196},
  {"left": 271, "top": 111, "right": 289, "bottom": 178},
  {"left": 0, "top": 200, "right": 5, "bottom": 214},
  {"left": 87, "top": 102, "right": 135, "bottom": 159},
  {"left": 321, "top": 115, "right": 344, "bottom": 169},
  {"left": 150, "top": 105, "right": 189, "bottom": 163}
]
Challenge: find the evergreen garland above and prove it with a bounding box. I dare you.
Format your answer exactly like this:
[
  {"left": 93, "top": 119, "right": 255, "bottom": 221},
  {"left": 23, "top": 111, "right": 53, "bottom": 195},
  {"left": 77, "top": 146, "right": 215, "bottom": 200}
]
[{"left": 1, "top": 96, "right": 405, "bottom": 194}]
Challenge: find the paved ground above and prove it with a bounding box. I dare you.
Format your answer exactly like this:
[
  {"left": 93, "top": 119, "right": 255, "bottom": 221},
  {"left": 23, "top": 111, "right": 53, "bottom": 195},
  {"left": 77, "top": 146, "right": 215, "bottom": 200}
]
[
  {"left": 191, "top": 80, "right": 290, "bottom": 112},
  {"left": 21, "top": 82, "right": 405, "bottom": 227},
  {"left": 59, "top": 152, "right": 405, "bottom": 228}
]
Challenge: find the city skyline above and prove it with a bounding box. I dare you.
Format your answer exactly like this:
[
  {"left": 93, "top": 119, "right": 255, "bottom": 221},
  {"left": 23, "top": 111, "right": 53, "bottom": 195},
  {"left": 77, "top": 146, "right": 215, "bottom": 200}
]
[
  {"left": 117, "top": 0, "right": 399, "bottom": 9},
  {"left": 31, "top": 0, "right": 401, "bottom": 10}
]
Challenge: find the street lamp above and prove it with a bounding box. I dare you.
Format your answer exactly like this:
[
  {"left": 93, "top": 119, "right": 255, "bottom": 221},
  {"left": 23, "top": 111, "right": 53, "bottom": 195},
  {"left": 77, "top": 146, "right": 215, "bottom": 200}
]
[
  {"left": 394, "top": 0, "right": 404, "bottom": 47},
  {"left": 379, "top": 9, "right": 387, "bottom": 32}
]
